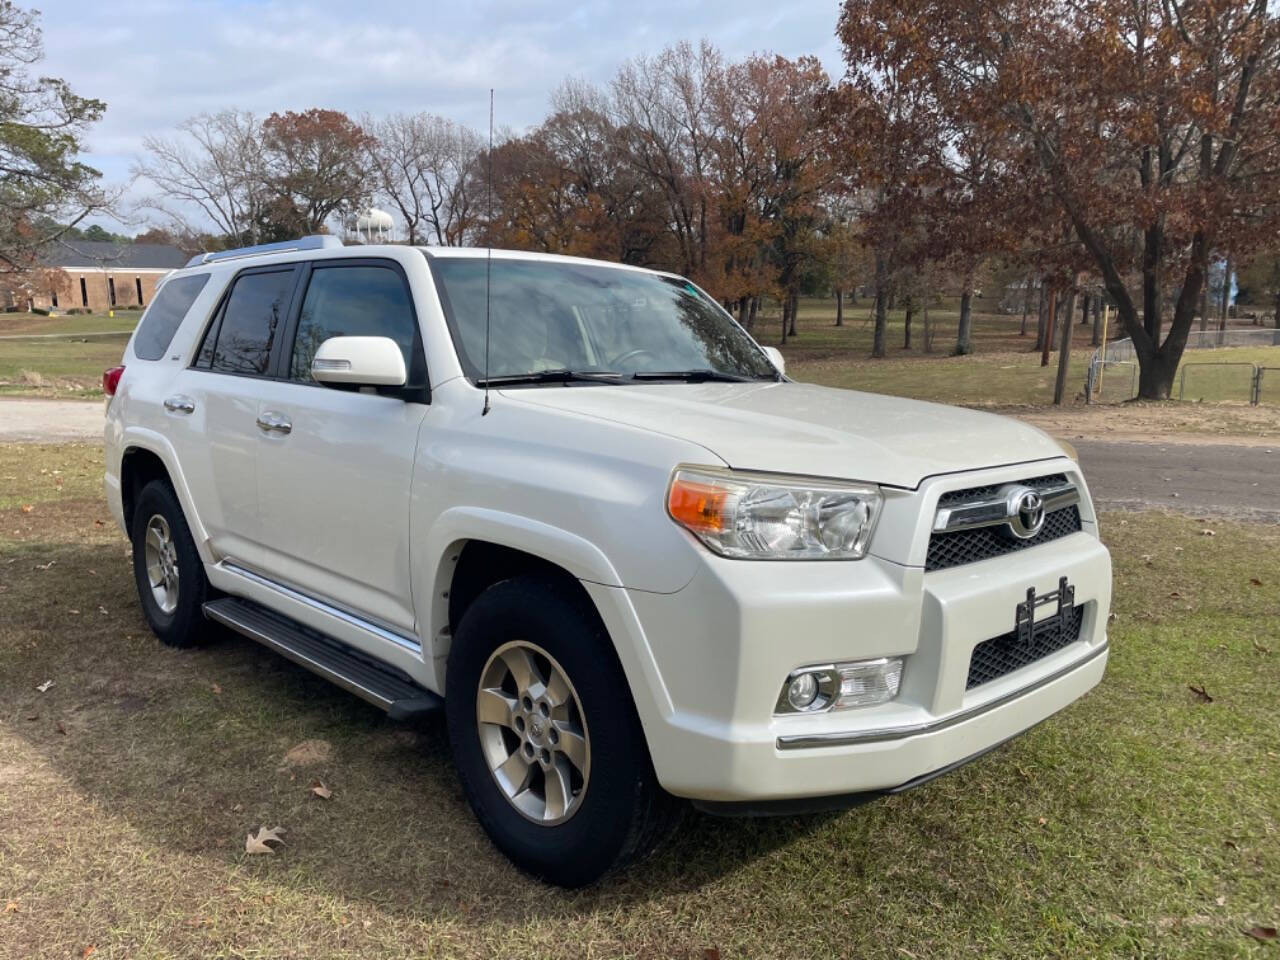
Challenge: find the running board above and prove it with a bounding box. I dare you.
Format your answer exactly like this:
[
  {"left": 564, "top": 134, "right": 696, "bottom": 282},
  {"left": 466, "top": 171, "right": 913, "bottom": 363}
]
[{"left": 202, "top": 597, "right": 442, "bottom": 720}]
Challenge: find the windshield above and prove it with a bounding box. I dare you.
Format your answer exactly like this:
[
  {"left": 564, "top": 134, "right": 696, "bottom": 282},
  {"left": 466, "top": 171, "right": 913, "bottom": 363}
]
[{"left": 427, "top": 256, "right": 778, "bottom": 383}]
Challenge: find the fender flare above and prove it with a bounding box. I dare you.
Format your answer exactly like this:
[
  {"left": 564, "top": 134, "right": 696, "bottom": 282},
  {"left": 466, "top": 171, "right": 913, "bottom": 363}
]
[{"left": 119, "top": 428, "right": 216, "bottom": 564}]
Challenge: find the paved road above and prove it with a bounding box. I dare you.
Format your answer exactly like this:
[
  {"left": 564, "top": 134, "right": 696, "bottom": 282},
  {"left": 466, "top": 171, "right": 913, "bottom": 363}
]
[
  {"left": 1075, "top": 440, "right": 1277, "bottom": 523},
  {"left": 1, "top": 399, "right": 1275, "bottom": 521}
]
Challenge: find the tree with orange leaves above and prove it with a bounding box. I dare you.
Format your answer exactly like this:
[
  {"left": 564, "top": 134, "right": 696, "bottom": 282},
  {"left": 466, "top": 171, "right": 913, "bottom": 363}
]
[{"left": 837, "top": 0, "right": 1280, "bottom": 398}]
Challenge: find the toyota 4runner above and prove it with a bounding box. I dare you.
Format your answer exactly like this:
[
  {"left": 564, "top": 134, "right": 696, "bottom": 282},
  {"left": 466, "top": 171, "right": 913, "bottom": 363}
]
[{"left": 103, "top": 235, "right": 1111, "bottom": 887}]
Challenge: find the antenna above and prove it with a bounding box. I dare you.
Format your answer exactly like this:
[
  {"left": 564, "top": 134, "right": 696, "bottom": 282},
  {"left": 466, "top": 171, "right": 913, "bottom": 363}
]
[{"left": 482, "top": 88, "right": 494, "bottom": 416}]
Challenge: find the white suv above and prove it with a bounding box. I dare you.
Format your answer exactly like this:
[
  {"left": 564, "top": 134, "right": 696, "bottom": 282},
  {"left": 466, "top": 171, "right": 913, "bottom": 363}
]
[{"left": 104, "top": 236, "right": 1111, "bottom": 886}]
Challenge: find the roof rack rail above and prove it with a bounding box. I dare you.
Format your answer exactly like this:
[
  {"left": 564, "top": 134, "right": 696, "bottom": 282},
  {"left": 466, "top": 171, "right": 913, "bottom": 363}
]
[{"left": 184, "top": 235, "right": 343, "bottom": 268}]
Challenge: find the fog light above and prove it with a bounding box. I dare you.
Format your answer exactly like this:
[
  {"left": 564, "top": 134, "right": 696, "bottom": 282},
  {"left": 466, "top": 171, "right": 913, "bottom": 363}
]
[
  {"left": 832, "top": 657, "right": 903, "bottom": 709},
  {"left": 786, "top": 673, "right": 819, "bottom": 711},
  {"left": 775, "top": 657, "right": 904, "bottom": 715}
]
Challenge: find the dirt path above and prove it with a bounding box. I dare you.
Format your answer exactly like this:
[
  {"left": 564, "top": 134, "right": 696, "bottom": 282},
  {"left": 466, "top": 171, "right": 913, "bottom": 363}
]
[{"left": 0, "top": 398, "right": 102, "bottom": 443}]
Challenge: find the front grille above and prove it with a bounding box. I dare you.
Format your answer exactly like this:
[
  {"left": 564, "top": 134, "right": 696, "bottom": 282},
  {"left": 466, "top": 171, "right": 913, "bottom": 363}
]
[
  {"left": 927, "top": 473, "right": 1081, "bottom": 572},
  {"left": 966, "top": 604, "right": 1085, "bottom": 690},
  {"left": 927, "top": 505, "right": 1082, "bottom": 571}
]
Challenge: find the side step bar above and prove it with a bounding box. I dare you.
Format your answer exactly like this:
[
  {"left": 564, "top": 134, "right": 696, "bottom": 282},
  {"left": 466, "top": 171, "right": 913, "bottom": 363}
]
[{"left": 203, "top": 597, "right": 442, "bottom": 720}]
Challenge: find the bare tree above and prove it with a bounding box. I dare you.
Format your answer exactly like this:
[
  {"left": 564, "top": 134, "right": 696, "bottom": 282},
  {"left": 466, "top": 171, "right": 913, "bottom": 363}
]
[
  {"left": 135, "top": 111, "right": 268, "bottom": 244},
  {"left": 365, "top": 113, "right": 483, "bottom": 246}
]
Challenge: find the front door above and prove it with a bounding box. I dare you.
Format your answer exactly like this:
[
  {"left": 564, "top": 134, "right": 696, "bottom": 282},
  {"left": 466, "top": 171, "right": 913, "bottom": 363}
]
[{"left": 252, "top": 259, "right": 430, "bottom": 637}]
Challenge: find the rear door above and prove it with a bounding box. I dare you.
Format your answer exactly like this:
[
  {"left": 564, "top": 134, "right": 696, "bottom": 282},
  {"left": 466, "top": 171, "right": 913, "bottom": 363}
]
[
  {"left": 173, "top": 264, "right": 302, "bottom": 567},
  {"left": 252, "top": 258, "right": 430, "bottom": 636}
]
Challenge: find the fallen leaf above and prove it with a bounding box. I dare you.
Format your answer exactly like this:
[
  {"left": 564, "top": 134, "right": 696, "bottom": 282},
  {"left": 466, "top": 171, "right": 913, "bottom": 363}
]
[
  {"left": 211, "top": 683, "right": 222, "bottom": 695},
  {"left": 24, "top": 713, "right": 38, "bottom": 721},
  {"left": 1037, "top": 816, "right": 1048, "bottom": 826},
  {"left": 231, "top": 803, "right": 243, "bottom": 813},
  {"left": 3, "top": 901, "right": 17, "bottom": 913},
  {"left": 97, "top": 605, "right": 108, "bottom": 616},
  {"left": 20, "top": 504, "right": 32, "bottom": 513},
  {"left": 1217, "top": 896, "right": 1227, "bottom": 907},
  {"left": 35, "top": 679, "right": 53, "bottom": 693},
  {"left": 1249, "top": 578, "right": 1263, "bottom": 586},
  {"left": 1225, "top": 839, "right": 1238, "bottom": 850},
  {"left": 34, "top": 560, "right": 54, "bottom": 570},
  {"left": 1200, "top": 529, "right": 1215, "bottom": 536},
  {"left": 56, "top": 721, "right": 66, "bottom": 735},
  {"left": 280, "top": 739, "right": 332, "bottom": 768},
  {"left": 1244, "top": 926, "right": 1277, "bottom": 942},
  {"left": 81, "top": 946, "right": 97, "bottom": 958},
  {"left": 245, "top": 825, "right": 286, "bottom": 855},
  {"left": 311, "top": 781, "right": 332, "bottom": 801},
  {"left": 1168, "top": 591, "right": 1181, "bottom": 599},
  {"left": 704, "top": 950, "right": 721, "bottom": 960},
  {"left": 1189, "top": 684, "right": 1213, "bottom": 703}
]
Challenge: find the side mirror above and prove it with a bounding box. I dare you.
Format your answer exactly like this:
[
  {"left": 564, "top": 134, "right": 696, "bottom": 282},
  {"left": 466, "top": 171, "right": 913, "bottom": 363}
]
[
  {"left": 762, "top": 346, "right": 786, "bottom": 377},
  {"left": 312, "top": 336, "right": 407, "bottom": 388}
]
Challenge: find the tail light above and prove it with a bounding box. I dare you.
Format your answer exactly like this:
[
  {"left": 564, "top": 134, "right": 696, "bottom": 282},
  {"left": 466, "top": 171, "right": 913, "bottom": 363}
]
[{"left": 103, "top": 365, "right": 125, "bottom": 397}]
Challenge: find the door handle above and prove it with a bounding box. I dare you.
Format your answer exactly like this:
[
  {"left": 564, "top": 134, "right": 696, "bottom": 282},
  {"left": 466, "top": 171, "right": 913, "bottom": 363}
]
[
  {"left": 163, "top": 395, "right": 195, "bottom": 414},
  {"left": 255, "top": 411, "right": 292, "bottom": 435}
]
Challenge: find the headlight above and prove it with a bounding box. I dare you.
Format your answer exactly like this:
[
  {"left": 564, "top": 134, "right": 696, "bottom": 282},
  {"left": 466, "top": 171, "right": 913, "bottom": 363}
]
[{"left": 667, "top": 466, "right": 882, "bottom": 560}]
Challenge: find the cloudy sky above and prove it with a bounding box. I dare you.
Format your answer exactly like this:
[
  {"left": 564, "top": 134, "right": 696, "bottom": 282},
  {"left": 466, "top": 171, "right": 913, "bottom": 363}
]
[{"left": 37, "top": 0, "right": 847, "bottom": 230}]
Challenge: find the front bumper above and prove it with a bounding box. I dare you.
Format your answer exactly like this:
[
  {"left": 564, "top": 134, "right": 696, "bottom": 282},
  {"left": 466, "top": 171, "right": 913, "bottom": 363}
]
[{"left": 588, "top": 460, "right": 1111, "bottom": 803}]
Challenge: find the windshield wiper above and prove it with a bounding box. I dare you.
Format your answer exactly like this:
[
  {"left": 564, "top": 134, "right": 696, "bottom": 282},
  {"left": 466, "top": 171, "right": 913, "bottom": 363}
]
[
  {"left": 631, "top": 369, "right": 761, "bottom": 383},
  {"left": 476, "top": 368, "right": 623, "bottom": 387}
]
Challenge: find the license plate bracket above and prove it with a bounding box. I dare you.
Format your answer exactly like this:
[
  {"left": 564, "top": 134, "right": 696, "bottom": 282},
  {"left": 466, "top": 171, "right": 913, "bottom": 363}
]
[{"left": 1015, "top": 576, "right": 1075, "bottom": 644}]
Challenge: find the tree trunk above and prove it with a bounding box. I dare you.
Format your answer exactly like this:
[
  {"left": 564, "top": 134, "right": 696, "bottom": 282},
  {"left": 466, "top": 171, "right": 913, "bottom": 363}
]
[
  {"left": 1199, "top": 282, "right": 1209, "bottom": 333},
  {"left": 953, "top": 287, "right": 974, "bottom": 356},
  {"left": 886, "top": 289, "right": 896, "bottom": 312},
  {"left": 872, "top": 254, "right": 888, "bottom": 358},
  {"left": 1034, "top": 280, "right": 1048, "bottom": 351},
  {"left": 787, "top": 291, "right": 798, "bottom": 337},
  {"left": 849, "top": 287, "right": 857, "bottom": 306},
  {"left": 1054, "top": 279, "right": 1078, "bottom": 405},
  {"left": 1092, "top": 295, "right": 1103, "bottom": 346},
  {"left": 835, "top": 289, "right": 844, "bottom": 327},
  {"left": 749, "top": 297, "right": 759, "bottom": 328},
  {"left": 1020, "top": 277, "right": 1033, "bottom": 335},
  {"left": 1041, "top": 286, "right": 1056, "bottom": 367},
  {"left": 903, "top": 307, "right": 913, "bottom": 349},
  {"left": 1274, "top": 287, "right": 1280, "bottom": 329},
  {"left": 1218, "top": 256, "right": 1232, "bottom": 345},
  {"left": 738, "top": 295, "right": 751, "bottom": 330},
  {"left": 780, "top": 296, "right": 789, "bottom": 346},
  {"left": 923, "top": 285, "right": 933, "bottom": 353},
  {"left": 1080, "top": 293, "right": 1091, "bottom": 325}
]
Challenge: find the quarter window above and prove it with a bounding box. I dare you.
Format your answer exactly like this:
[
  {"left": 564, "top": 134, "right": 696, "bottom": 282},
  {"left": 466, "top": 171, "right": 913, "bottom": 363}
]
[
  {"left": 202, "top": 269, "right": 295, "bottom": 375},
  {"left": 133, "top": 274, "right": 210, "bottom": 361},
  {"left": 289, "top": 264, "right": 421, "bottom": 383}
]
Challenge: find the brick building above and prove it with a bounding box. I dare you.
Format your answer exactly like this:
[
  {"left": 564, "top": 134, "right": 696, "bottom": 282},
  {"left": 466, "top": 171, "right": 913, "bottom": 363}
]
[{"left": 28, "top": 241, "right": 188, "bottom": 313}]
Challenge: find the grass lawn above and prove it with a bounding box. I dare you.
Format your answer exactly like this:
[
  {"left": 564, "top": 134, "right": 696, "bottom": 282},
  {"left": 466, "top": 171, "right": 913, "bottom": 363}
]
[
  {"left": 1, "top": 443, "right": 1278, "bottom": 958},
  {"left": 772, "top": 297, "right": 1280, "bottom": 406},
  {"left": 0, "top": 312, "right": 138, "bottom": 400}
]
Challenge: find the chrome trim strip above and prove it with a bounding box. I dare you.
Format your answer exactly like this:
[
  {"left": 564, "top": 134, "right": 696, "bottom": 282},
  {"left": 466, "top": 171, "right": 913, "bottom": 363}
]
[
  {"left": 775, "top": 641, "right": 1108, "bottom": 751},
  {"left": 204, "top": 602, "right": 395, "bottom": 711},
  {"left": 221, "top": 561, "right": 422, "bottom": 653},
  {"left": 933, "top": 482, "right": 1079, "bottom": 534}
]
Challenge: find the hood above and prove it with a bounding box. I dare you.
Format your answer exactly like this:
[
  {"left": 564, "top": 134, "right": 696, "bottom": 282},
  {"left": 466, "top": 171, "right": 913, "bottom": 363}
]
[{"left": 502, "top": 381, "right": 1066, "bottom": 489}]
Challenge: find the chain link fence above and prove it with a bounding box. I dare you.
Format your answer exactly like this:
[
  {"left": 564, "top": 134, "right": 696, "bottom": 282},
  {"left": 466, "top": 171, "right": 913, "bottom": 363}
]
[{"left": 1086, "top": 327, "right": 1280, "bottom": 403}]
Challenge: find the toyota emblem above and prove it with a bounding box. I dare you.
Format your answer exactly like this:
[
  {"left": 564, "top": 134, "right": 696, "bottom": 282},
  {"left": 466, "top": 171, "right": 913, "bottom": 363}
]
[{"left": 1003, "top": 486, "right": 1046, "bottom": 539}]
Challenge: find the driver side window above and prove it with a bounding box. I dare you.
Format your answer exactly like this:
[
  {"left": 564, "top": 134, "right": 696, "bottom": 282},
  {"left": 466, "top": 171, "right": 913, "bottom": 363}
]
[{"left": 289, "top": 264, "right": 423, "bottom": 384}]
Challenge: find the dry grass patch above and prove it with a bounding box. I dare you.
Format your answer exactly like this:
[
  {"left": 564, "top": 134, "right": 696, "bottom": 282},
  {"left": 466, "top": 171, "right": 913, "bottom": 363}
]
[{"left": 1, "top": 444, "right": 1278, "bottom": 958}]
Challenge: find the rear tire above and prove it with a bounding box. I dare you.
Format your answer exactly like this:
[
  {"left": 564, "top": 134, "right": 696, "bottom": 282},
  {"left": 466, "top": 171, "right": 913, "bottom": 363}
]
[
  {"left": 130, "top": 479, "right": 214, "bottom": 648},
  {"left": 446, "top": 575, "right": 679, "bottom": 887}
]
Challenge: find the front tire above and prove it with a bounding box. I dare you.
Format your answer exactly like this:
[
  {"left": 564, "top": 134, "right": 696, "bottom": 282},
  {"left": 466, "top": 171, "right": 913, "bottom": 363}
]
[
  {"left": 446, "top": 575, "right": 678, "bottom": 887},
  {"left": 130, "top": 479, "right": 214, "bottom": 648}
]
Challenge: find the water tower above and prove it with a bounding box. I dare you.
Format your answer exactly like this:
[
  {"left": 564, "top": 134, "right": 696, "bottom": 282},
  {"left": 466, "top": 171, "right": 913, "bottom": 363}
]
[{"left": 353, "top": 207, "right": 395, "bottom": 243}]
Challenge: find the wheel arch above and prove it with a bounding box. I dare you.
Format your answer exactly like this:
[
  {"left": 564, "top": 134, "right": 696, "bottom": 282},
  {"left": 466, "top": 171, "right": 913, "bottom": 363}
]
[{"left": 118, "top": 431, "right": 213, "bottom": 562}]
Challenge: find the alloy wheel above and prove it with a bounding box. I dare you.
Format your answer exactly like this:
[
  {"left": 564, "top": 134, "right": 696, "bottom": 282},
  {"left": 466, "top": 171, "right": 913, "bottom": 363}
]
[
  {"left": 143, "top": 513, "right": 180, "bottom": 615},
  {"left": 476, "top": 640, "right": 591, "bottom": 825}
]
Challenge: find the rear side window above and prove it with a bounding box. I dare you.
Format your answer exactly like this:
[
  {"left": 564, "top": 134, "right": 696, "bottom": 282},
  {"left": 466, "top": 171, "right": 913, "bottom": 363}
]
[
  {"left": 133, "top": 274, "right": 209, "bottom": 361},
  {"left": 198, "top": 269, "right": 295, "bottom": 375},
  {"left": 289, "top": 264, "right": 421, "bottom": 382}
]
